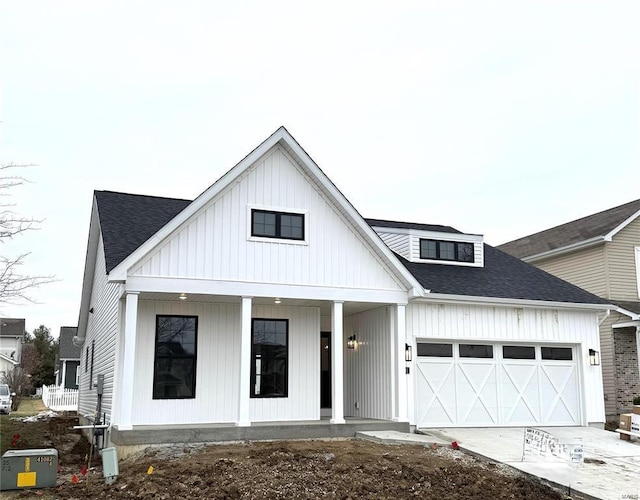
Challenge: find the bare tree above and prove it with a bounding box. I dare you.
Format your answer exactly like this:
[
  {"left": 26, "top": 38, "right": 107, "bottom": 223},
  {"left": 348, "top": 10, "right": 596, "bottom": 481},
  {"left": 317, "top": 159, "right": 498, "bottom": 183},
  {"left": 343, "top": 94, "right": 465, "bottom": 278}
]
[
  {"left": 3, "top": 366, "right": 31, "bottom": 411},
  {"left": 0, "top": 163, "right": 54, "bottom": 304}
]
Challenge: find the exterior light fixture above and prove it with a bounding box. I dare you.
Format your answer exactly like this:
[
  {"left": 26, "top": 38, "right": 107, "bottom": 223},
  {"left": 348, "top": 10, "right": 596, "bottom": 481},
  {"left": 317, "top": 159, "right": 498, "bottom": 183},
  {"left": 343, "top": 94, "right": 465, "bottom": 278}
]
[
  {"left": 179, "top": 293, "right": 187, "bottom": 301},
  {"left": 347, "top": 335, "right": 357, "bottom": 349},
  {"left": 405, "top": 343, "right": 412, "bottom": 362},
  {"left": 274, "top": 298, "right": 282, "bottom": 305},
  {"left": 588, "top": 349, "right": 600, "bottom": 366}
]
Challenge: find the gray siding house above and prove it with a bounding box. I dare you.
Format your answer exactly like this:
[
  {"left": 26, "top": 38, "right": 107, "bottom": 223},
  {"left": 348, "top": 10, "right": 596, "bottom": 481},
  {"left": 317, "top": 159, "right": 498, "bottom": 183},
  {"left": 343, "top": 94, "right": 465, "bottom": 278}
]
[{"left": 498, "top": 199, "right": 640, "bottom": 417}]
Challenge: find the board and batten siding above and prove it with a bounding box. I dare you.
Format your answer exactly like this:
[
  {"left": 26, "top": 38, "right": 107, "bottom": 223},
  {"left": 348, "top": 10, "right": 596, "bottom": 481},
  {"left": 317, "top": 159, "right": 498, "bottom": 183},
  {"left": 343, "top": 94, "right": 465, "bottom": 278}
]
[
  {"left": 406, "top": 302, "right": 605, "bottom": 424},
  {"left": 344, "top": 307, "right": 392, "bottom": 420},
  {"left": 606, "top": 216, "right": 640, "bottom": 301},
  {"left": 535, "top": 245, "right": 607, "bottom": 298},
  {"left": 130, "top": 301, "right": 319, "bottom": 425},
  {"left": 130, "top": 147, "right": 403, "bottom": 292},
  {"left": 77, "top": 235, "right": 121, "bottom": 424}
]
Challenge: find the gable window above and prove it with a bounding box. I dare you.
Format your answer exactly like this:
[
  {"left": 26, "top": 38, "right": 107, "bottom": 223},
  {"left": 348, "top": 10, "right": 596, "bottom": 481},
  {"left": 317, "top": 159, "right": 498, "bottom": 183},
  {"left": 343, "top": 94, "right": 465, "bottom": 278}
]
[
  {"left": 251, "top": 209, "right": 304, "bottom": 240},
  {"left": 153, "top": 315, "right": 197, "bottom": 399},
  {"left": 251, "top": 319, "right": 288, "bottom": 398},
  {"left": 420, "top": 239, "right": 474, "bottom": 263}
]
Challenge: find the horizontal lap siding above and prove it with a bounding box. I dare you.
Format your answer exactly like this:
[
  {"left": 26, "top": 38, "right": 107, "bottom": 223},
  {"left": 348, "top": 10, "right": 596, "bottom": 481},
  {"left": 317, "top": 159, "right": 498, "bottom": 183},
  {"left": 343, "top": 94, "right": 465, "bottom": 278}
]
[
  {"left": 249, "top": 305, "right": 320, "bottom": 422},
  {"left": 132, "top": 301, "right": 241, "bottom": 425},
  {"left": 535, "top": 246, "right": 607, "bottom": 298},
  {"left": 77, "top": 236, "right": 120, "bottom": 423},
  {"left": 407, "top": 302, "right": 604, "bottom": 424},
  {"left": 132, "top": 147, "right": 403, "bottom": 292},
  {"left": 606, "top": 218, "right": 640, "bottom": 301},
  {"left": 377, "top": 233, "right": 410, "bottom": 260},
  {"left": 344, "top": 307, "right": 392, "bottom": 420}
]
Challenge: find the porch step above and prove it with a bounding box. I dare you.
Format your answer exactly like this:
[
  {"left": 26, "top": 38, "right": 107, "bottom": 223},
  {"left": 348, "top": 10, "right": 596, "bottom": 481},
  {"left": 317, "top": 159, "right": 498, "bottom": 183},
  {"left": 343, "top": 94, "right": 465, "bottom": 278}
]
[{"left": 356, "top": 430, "right": 451, "bottom": 447}]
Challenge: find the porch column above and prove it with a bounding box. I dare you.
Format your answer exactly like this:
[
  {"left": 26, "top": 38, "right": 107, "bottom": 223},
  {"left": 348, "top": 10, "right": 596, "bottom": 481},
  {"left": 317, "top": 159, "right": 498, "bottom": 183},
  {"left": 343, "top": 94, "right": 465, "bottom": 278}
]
[
  {"left": 331, "top": 301, "right": 345, "bottom": 424},
  {"left": 237, "top": 296, "right": 252, "bottom": 426},
  {"left": 118, "top": 291, "right": 139, "bottom": 430},
  {"left": 60, "top": 360, "right": 67, "bottom": 388},
  {"left": 394, "top": 304, "right": 408, "bottom": 422}
]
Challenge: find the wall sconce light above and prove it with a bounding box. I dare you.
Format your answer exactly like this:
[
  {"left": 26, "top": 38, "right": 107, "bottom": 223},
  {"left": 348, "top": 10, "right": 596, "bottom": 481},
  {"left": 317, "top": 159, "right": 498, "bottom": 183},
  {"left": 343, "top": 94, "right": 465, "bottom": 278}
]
[
  {"left": 347, "top": 335, "right": 357, "bottom": 350},
  {"left": 588, "top": 349, "right": 600, "bottom": 366},
  {"left": 405, "top": 343, "right": 412, "bottom": 362},
  {"left": 179, "top": 293, "right": 187, "bottom": 301}
]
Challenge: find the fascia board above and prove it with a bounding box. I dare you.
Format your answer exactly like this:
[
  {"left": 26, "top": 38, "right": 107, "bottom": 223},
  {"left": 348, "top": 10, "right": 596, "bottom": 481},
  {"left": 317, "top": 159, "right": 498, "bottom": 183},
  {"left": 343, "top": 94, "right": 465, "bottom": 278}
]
[
  {"left": 108, "top": 127, "right": 289, "bottom": 282},
  {"left": 76, "top": 199, "right": 101, "bottom": 339},
  {"left": 0, "top": 353, "right": 19, "bottom": 365},
  {"left": 523, "top": 236, "right": 606, "bottom": 263},
  {"left": 279, "top": 131, "right": 424, "bottom": 293},
  {"left": 615, "top": 306, "right": 640, "bottom": 321},
  {"left": 612, "top": 320, "right": 640, "bottom": 328},
  {"left": 605, "top": 208, "right": 640, "bottom": 240},
  {"left": 412, "top": 293, "right": 613, "bottom": 311}
]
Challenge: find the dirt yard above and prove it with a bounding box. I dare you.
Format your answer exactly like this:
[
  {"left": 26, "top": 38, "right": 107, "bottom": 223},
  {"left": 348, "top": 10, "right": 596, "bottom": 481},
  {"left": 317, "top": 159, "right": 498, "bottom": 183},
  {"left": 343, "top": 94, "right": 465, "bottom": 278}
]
[{"left": 1, "top": 412, "right": 575, "bottom": 499}]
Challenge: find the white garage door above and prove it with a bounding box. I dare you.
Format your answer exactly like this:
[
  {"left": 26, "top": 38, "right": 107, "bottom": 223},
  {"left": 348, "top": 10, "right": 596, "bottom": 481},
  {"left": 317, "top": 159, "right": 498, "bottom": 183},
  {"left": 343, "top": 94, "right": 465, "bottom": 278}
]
[{"left": 415, "top": 342, "right": 581, "bottom": 427}]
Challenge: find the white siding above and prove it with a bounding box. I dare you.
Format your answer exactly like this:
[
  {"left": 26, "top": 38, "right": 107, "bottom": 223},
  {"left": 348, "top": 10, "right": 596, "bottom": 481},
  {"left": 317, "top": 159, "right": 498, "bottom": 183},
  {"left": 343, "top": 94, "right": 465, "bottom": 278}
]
[
  {"left": 344, "top": 307, "right": 392, "bottom": 420},
  {"left": 377, "top": 232, "right": 410, "bottom": 260},
  {"left": 406, "top": 302, "right": 605, "bottom": 425},
  {"left": 249, "top": 305, "right": 320, "bottom": 422},
  {"left": 131, "top": 147, "right": 403, "bottom": 292},
  {"left": 130, "top": 301, "right": 319, "bottom": 425},
  {"left": 77, "top": 236, "right": 120, "bottom": 423}
]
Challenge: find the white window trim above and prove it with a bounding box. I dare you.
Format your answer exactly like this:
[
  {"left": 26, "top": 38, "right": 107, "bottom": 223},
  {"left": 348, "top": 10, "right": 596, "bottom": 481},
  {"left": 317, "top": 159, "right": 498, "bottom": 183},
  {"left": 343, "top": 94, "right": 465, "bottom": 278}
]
[
  {"left": 246, "top": 204, "right": 310, "bottom": 246},
  {"left": 635, "top": 246, "right": 640, "bottom": 299}
]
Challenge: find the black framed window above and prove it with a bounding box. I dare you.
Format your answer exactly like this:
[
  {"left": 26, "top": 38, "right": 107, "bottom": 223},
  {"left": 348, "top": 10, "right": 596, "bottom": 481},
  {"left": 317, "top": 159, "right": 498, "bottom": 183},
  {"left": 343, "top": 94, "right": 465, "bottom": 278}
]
[
  {"left": 419, "top": 239, "right": 474, "bottom": 263},
  {"left": 459, "top": 344, "right": 493, "bottom": 358},
  {"left": 417, "top": 343, "right": 453, "bottom": 357},
  {"left": 503, "top": 345, "right": 536, "bottom": 360},
  {"left": 252, "top": 209, "right": 304, "bottom": 240},
  {"left": 153, "top": 315, "right": 198, "bottom": 399},
  {"left": 251, "top": 319, "right": 288, "bottom": 398},
  {"left": 541, "top": 347, "right": 572, "bottom": 361}
]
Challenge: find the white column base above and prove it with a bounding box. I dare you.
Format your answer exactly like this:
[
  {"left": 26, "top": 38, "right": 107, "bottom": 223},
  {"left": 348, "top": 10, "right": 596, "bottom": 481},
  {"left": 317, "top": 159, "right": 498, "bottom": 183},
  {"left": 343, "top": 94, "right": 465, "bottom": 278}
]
[
  {"left": 330, "top": 417, "right": 346, "bottom": 424},
  {"left": 235, "top": 421, "right": 252, "bottom": 427}
]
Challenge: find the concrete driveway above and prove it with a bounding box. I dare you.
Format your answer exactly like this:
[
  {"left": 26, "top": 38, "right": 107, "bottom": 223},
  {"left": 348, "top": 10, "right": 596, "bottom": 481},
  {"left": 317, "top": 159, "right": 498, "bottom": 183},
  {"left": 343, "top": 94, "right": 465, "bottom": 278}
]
[{"left": 427, "top": 427, "right": 640, "bottom": 500}]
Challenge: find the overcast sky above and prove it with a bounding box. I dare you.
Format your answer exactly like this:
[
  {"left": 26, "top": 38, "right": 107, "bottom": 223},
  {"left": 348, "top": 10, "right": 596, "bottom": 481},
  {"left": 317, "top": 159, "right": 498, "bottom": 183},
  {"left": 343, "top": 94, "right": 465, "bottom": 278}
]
[{"left": 1, "top": 1, "right": 638, "bottom": 337}]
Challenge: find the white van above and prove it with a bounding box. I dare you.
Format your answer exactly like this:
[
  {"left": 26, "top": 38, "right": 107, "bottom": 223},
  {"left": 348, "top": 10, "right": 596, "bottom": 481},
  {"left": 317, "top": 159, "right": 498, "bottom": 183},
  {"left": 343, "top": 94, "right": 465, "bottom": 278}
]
[{"left": 0, "top": 383, "right": 13, "bottom": 414}]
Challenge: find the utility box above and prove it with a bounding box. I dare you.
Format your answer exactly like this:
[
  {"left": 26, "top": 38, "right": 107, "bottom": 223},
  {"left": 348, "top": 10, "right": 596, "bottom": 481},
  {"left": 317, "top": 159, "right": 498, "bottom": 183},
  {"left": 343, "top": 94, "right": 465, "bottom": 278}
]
[{"left": 0, "top": 449, "right": 58, "bottom": 490}]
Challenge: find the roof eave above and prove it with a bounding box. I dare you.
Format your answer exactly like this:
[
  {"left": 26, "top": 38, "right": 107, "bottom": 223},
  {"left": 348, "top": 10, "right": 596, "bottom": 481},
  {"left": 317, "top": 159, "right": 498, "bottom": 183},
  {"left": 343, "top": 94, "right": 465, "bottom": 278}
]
[
  {"left": 411, "top": 292, "right": 612, "bottom": 311},
  {"left": 523, "top": 236, "right": 607, "bottom": 263},
  {"left": 604, "top": 208, "right": 640, "bottom": 240}
]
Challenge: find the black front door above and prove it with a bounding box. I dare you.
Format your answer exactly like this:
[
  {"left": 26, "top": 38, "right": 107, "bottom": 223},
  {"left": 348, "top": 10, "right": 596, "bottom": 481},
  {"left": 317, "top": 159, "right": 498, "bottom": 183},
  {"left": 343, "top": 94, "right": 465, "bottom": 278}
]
[{"left": 320, "top": 332, "right": 331, "bottom": 409}]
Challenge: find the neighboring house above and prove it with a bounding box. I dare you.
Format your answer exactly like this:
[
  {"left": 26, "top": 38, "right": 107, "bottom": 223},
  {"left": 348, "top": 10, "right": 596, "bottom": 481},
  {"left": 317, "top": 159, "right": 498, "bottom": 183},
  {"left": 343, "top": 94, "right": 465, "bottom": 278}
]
[
  {"left": 56, "top": 326, "right": 81, "bottom": 389},
  {"left": 0, "top": 318, "right": 24, "bottom": 382},
  {"left": 498, "top": 199, "right": 640, "bottom": 417},
  {"left": 76, "top": 127, "right": 610, "bottom": 454}
]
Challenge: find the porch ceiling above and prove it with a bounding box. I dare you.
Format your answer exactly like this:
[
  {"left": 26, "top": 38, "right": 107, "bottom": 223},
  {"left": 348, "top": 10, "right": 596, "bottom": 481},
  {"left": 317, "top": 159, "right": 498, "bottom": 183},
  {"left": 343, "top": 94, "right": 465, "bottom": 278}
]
[{"left": 138, "top": 292, "right": 387, "bottom": 316}]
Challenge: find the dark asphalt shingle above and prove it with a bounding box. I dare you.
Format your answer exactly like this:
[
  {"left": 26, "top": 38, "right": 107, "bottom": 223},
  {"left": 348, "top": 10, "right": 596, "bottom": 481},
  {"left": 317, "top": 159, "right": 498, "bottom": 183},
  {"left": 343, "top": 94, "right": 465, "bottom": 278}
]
[
  {"left": 59, "top": 326, "right": 81, "bottom": 359},
  {"left": 498, "top": 198, "right": 640, "bottom": 259}
]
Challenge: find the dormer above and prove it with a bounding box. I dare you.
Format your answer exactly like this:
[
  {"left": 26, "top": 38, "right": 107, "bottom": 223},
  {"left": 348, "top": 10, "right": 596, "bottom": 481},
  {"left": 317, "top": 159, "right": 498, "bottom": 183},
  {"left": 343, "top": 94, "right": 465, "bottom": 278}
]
[{"left": 367, "top": 219, "right": 484, "bottom": 268}]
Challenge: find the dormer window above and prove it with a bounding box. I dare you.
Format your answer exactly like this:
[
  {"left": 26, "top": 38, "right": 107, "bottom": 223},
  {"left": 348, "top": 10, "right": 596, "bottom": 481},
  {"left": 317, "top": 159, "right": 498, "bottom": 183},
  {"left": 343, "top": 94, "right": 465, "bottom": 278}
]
[
  {"left": 420, "top": 239, "right": 474, "bottom": 263},
  {"left": 251, "top": 209, "right": 304, "bottom": 241}
]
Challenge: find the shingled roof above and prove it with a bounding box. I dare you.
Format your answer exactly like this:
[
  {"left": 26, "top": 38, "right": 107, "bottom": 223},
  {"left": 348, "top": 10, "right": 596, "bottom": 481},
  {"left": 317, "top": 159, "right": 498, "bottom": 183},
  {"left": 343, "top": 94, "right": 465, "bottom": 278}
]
[
  {"left": 498, "top": 198, "right": 640, "bottom": 260},
  {"left": 92, "top": 191, "right": 607, "bottom": 306},
  {"left": 58, "top": 326, "right": 81, "bottom": 359},
  {"left": 0, "top": 318, "right": 25, "bottom": 337},
  {"left": 95, "top": 191, "right": 191, "bottom": 273}
]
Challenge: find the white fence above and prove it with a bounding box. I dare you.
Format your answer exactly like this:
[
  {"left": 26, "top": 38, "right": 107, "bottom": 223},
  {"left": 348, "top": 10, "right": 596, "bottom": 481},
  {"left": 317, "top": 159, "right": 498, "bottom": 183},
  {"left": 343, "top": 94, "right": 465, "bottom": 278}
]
[{"left": 41, "top": 384, "right": 79, "bottom": 412}]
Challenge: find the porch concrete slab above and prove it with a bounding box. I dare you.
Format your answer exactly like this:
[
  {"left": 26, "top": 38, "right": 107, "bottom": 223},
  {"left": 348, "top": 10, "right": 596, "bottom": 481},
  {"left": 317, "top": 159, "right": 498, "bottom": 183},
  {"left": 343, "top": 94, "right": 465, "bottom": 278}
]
[
  {"left": 425, "top": 427, "right": 640, "bottom": 500},
  {"left": 111, "top": 418, "right": 410, "bottom": 446},
  {"left": 356, "top": 430, "right": 451, "bottom": 447}
]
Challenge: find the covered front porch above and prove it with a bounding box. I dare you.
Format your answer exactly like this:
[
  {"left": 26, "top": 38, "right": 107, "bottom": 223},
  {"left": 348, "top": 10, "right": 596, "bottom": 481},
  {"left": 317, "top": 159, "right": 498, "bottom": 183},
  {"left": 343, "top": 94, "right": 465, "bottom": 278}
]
[{"left": 111, "top": 285, "right": 412, "bottom": 435}]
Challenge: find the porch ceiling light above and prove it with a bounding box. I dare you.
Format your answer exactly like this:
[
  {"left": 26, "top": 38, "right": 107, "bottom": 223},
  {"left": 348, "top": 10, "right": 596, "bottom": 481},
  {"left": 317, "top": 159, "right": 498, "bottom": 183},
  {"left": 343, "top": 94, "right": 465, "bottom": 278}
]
[
  {"left": 179, "top": 293, "right": 187, "bottom": 301},
  {"left": 588, "top": 348, "right": 600, "bottom": 366},
  {"left": 405, "top": 343, "right": 412, "bottom": 362},
  {"left": 274, "top": 298, "right": 282, "bottom": 305},
  {"left": 347, "top": 335, "right": 357, "bottom": 350}
]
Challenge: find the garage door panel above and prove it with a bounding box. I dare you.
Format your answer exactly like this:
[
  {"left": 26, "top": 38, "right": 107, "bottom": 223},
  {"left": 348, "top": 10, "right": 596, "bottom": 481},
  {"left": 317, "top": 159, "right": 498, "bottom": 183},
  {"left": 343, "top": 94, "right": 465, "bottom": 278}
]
[
  {"left": 540, "top": 364, "right": 579, "bottom": 424},
  {"left": 500, "top": 364, "right": 541, "bottom": 425},
  {"left": 416, "top": 362, "right": 456, "bottom": 426},
  {"left": 456, "top": 364, "right": 498, "bottom": 425}
]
